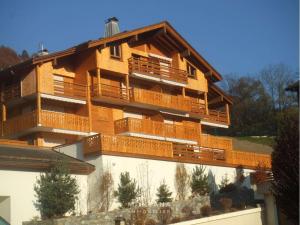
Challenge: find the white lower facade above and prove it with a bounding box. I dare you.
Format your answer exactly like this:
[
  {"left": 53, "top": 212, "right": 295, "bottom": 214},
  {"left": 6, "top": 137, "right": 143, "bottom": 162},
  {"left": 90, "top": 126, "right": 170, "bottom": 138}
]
[{"left": 0, "top": 170, "right": 88, "bottom": 225}]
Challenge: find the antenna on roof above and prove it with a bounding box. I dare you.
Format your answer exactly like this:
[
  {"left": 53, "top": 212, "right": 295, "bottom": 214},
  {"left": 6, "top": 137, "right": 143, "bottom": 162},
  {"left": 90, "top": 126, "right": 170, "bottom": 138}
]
[{"left": 37, "top": 42, "right": 49, "bottom": 56}]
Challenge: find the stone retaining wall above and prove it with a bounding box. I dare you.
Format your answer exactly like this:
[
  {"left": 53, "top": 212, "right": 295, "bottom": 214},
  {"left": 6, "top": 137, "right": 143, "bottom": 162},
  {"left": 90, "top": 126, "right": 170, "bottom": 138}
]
[{"left": 23, "top": 196, "right": 209, "bottom": 225}]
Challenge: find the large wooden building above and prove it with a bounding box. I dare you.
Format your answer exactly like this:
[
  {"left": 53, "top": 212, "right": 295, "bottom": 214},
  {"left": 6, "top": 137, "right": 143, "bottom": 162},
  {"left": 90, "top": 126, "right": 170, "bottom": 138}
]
[{"left": 0, "top": 18, "right": 271, "bottom": 169}]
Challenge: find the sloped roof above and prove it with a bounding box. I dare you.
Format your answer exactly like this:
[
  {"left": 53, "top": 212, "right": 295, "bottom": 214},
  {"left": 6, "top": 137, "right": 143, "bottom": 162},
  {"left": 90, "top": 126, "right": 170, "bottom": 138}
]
[
  {"left": 0, "top": 143, "right": 95, "bottom": 175},
  {"left": 0, "top": 21, "right": 223, "bottom": 81}
]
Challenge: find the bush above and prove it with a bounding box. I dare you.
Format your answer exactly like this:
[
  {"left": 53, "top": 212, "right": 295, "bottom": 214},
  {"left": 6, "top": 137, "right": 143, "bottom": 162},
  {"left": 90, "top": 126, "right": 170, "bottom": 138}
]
[
  {"left": 156, "top": 181, "right": 172, "bottom": 203},
  {"left": 219, "top": 183, "right": 237, "bottom": 193},
  {"left": 181, "top": 205, "right": 194, "bottom": 218},
  {"left": 157, "top": 206, "right": 172, "bottom": 225},
  {"left": 115, "top": 172, "right": 140, "bottom": 208},
  {"left": 200, "top": 205, "right": 212, "bottom": 217},
  {"left": 34, "top": 160, "right": 79, "bottom": 219},
  {"left": 132, "top": 207, "right": 148, "bottom": 225},
  {"left": 145, "top": 218, "right": 157, "bottom": 225},
  {"left": 219, "top": 198, "right": 232, "bottom": 212},
  {"left": 170, "top": 216, "right": 181, "bottom": 223}
]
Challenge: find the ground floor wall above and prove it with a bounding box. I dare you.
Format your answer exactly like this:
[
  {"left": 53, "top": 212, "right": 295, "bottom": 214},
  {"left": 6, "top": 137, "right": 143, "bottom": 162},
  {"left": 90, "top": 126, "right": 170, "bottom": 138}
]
[
  {"left": 84, "top": 154, "right": 253, "bottom": 211},
  {"left": 0, "top": 170, "right": 88, "bottom": 225}
]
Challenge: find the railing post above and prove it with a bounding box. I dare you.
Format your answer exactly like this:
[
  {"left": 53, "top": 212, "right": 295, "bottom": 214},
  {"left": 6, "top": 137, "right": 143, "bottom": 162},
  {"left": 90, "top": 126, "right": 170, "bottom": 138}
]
[
  {"left": 96, "top": 68, "right": 102, "bottom": 96},
  {"left": 204, "top": 92, "right": 208, "bottom": 115},
  {"left": 225, "top": 103, "right": 230, "bottom": 124},
  {"left": 125, "top": 74, "right": 130, "bottom": 100},
  {"left": 86, "top": 71, "right": 92, "bottom": 133}
]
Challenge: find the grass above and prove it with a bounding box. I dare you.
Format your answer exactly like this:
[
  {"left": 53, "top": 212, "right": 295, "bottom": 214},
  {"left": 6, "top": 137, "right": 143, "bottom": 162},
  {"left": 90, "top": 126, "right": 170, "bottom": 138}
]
[{"left": 236, "top": 136, "right": 275, "bottom": 147}]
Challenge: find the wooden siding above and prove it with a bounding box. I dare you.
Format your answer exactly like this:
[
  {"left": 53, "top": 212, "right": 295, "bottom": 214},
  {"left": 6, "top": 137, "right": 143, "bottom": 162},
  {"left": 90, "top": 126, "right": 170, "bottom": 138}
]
[
  {"left": 52, "top": 80, "right": 87, "bottom": 99},
  {"left": 114, "top": 117, "right": 200, "bottom": 141},
  {"left": 200, "top": 134, "right": 232, "bottom": 151},
  {"left": 2, "top": 83, "right": 21, "bottom": 102},
  {"left": 227, "top": 151, "right": 272, "bottom": 168},
  {"left": 83, "top": 134, "right": 173, "bottom": 157}
]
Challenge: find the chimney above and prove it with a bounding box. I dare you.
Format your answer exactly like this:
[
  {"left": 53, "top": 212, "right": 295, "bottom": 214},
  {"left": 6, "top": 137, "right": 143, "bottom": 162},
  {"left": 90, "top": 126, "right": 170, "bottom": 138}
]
[
  {"left": 104, "top": 17, "right": 120, "bottom": 37},
  {"left": 37, "top": 43, "right": 49, "bottom": 56}
]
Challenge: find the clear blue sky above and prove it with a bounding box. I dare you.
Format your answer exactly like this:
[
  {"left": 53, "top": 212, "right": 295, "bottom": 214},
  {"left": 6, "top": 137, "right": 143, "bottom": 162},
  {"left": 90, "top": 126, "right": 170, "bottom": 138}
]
[{"left": 0, "top": 0, "right": 298, "bottom": 76}]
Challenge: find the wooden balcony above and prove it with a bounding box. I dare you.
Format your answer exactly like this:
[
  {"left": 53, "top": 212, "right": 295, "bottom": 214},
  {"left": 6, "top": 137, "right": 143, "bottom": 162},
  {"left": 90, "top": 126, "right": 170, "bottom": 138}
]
[
  {"left": 51, "top": 80, "right": 87, "bottom": 100},
  {"left": 130, "top": 87, "right": 194, "bottom": 113},
  {"left": 3, "top": 111, "right": 37, "bottom": 136},
  {"left": 204, "top": 109, "right": 229, "bottom": 125},
  {"left": 83, "top": 133, "right": 173, "bottom": 157},
  {"left": 40, "top": 110, "right": 89, "bottom": 132},
  {"left": 128, "top": 57, "right": 188, "bottom": 85},
  {"left": 91, "top": 83, "right": 129, "bottom": 104},
  {"left": 227, "top": 151, "right": 272, "bottom": 169},
  {"left": 114, "top": 117, "right": 200, "bottom": 142},
  {"left": 3, "top": 110, "right": 89, "bottom": 136},
  {"left": 200, "top": 134, "right": 232, "bottom": 151}
]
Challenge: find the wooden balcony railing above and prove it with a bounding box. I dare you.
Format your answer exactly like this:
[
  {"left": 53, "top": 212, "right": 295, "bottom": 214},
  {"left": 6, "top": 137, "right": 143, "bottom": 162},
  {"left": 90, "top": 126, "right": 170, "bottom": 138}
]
[
  {"left": 173, "top": 144, "right": 226, "bottom": 163},
  {"left": 200, "top": 134, "right": 233, "bottom": 151},
  {"left": 40, "top": 110, "right": 89, "bottom": 132},
  {"left": 2, "top": 83, "right": 21, "bottom": 102},
  {"left": 204, "top": 109, "right": 228, "bottom": 124},
  {"left": 83, "top": 133, "right": 173, "bottom": 157},
  {"left": 227, "top": 151, "right": 272, "bottom": 169},
  {"left": 114, "top": 117, "right": 200, "bottom": 141},
  {"left": 128, "top": 57, "right": 188, "bottom": 84},
  {"left": 130, "top": 87, "right": 191, "bottom": 112},
  {"left": 52, "top": 80, "right": 87, "bottom": 100},
  {"left": 3, "top": 111, "right": 37, "bottom": 136},
  {"left": 91, "top": 83, "right": 128, "bottom": 100}
]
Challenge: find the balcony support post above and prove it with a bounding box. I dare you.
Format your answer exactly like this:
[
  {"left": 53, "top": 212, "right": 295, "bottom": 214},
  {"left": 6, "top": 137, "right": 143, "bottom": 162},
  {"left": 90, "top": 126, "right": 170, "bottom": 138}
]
[
  {"left": 125, "top": 74, "right": 130, "bottom": 100},
  {"left": 96, "top": 68, "right": 102, "bottom": 96},
  {"left": 182, "top": 87, "right": 186, "bottom": 97},
  {"left": 204, "top": 92, "right": 208, "bottom": 115},
  {"left": 86, "top": 71, "right": 92, "bottom": 132},
  {"left": 225, "top": 103, "right": 230, "bottom": 124},
  {"left": 35, "top": 65, "right": 41, "bottom": 125}
]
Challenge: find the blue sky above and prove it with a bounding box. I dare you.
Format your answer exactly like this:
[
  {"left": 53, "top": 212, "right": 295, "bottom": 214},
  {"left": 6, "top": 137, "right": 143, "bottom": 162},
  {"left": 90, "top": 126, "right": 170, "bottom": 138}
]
[{"left": 0, "top": 0, "right": 298, "bottom": 76}]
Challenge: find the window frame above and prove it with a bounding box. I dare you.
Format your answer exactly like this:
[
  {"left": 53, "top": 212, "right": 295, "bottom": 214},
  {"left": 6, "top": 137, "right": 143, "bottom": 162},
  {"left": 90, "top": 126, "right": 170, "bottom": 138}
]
[
  {"left": 110, "top": 44, "right": 122, "bottom": 60},
  {"left": 186, "top": 62, "right": 197, "bottom": 79}
]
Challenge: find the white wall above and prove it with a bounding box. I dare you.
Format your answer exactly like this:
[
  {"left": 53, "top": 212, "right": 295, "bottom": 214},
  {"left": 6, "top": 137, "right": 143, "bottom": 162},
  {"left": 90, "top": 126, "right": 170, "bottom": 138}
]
[
  {"left": 84, "top": 154, "right": 253, "bottom": 211},
  {"left": 0, "top": 170, "right": 88, "bottom": 225}
]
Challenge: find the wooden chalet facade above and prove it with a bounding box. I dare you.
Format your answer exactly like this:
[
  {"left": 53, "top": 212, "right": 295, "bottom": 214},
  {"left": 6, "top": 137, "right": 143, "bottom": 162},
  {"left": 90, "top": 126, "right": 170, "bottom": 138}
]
[{"left": 0, "top": 19, "right": 271, "bottom": 169}]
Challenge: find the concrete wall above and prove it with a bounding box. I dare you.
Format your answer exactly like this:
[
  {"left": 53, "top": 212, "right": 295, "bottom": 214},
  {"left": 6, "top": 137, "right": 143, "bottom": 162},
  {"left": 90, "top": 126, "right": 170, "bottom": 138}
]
[
  {"left": 173, "top": 208, "right": 263, "bottom": 225},
  {"left": 0, "top": 169, "right": 88, "bottom": 225}
]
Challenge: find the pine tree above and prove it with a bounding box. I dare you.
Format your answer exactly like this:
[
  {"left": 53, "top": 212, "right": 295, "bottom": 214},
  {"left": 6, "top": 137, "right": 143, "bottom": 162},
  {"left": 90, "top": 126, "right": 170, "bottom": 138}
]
[
  {"left": 156, "top": 181, "right": 172, "bottom": 203},
  {"left": 218, "top": 174, "right": 230, "bottom": 190},
  {"left": 190, "top": 165, "right": 209, "bottom": 196},
  {"left": 272, "top": 111, "right": 299, "bottom": 224},
  {"left": 34, "top": 160, "right": 79, "bottom": 219},
  {"left": 115, "top": 172, "right": 140, "bottom": 208}
]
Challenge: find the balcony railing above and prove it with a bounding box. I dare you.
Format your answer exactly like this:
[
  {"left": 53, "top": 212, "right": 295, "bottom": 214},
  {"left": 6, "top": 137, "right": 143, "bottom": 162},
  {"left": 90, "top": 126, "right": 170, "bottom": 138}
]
[
  {"left": 83, "top": 134, "right": 173, "bottom": 157},
  {"left": 40, "top": 110, "right": 89, "bottom": 132},
  {"left": 91, "top": 83, "right": 128, "bottom": 100},
  {"left": 204, "top": 109, "right": 228, "bottom": 124},
  {"left": 227, "top": 151, "right": 272, "bottom": 168},
  {"left": 2, "top": 83, "right": 21, "bottom": 102},
  {"left": 3, "top": 110, "right": 89, "bottom": 136},
  {"left": 130, "top": 87, "right": 192, "bottom": 112},
  {"left": 3, "top": 111, "right": 37, "bottom": 136},
  {"left": 128, "top": 57, "right": 188, "bottom": 84},
  {"left": 200, "top": 134, "right": 232, "bottom": 151},
  {"left": 114, "top": 117, "right": 200, "bottom": 142},
  {"left": 52, "top": 80, "right": 87, "bottom": 100}
]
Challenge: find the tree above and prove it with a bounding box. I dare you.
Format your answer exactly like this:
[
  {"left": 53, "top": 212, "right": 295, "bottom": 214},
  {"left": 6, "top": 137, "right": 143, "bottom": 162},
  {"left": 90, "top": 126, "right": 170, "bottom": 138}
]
[
  {"left": 99, "top": 170, "right": 114, "bottom": 212},
  {"left": 34, "top": 160, "right": 79, "bottom": 219},
  {"left": 156, "top": 181, "right": 172, "bottom": 203},
  {"left": 115, "top": 172, "right": 140, "bottom": 208},
  {"left": 0, "top": 45, "right": 21, "bottom": 69},
  {"left": 190, "top": 165, "right": 209, "bottom": 196},
  {"left": 174, "top": 163, "right": 190, "bottom": 200},
  {"left": 218, "top": 174, "right": 230, "bottom": 190},
  {"left": 272, "top": 111, "right": 299, "bottom": 224}
]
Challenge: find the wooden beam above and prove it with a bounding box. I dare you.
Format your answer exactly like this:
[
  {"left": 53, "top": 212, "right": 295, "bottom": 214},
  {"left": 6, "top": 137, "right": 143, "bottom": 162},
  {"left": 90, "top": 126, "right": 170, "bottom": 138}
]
[
  {"left": 86, "top": 71, "right": 92, "bottom": 132},
  {"left": 180, "top": 49, "right": 190, "bottom": 58},
  {"left": 208, "top": 96, "right": 224, "bottom": 105},
  {"left": 125, "top": 74, "right": 130, "bottom": 99},
  {"left": 35, "top": 65, "right": 41, "bottom": 126},
  {"left": 225, "top": 103, "right": 230, "bottom": 124},
  {"left": 128, "top": 34, "right": 139, "bottom": 45},
  {"left": 182, "top": 87, "right": 186, "bottom": 97},
  {"left": 96, "top": 68, "right": 101, "bottom": 95},
  {"left": 204, "top": 92, "right": 208, "bottom": 115}
]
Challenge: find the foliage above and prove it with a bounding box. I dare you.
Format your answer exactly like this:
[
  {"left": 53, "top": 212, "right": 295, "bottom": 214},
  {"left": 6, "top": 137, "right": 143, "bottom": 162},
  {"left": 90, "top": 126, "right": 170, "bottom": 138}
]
[
  {"left": 131, "top": 207, "right": 148, "bottom": 225},
  {"left": 181, "top": 205, "right": 194, "bottom": 218},
  {"left": 145, "top": 218, "right": 157, "bottom": 225},
  {"left": 34, "top": 160, "right": 79, "bottom": 219},
  {"left": 170, "top": 217, "right": 181, "bottom": 223},
  {"left": 272, "top": 111, "right": 299, "bottom": 224},
  {"left": 115, "top": 172, "right": 140, "bottom": 208},
  {"left": 174, "top": 163, "right": 190, "bottom": 200},
  {"left": 156, "top": 181, "right": 172, "bottom": 203},
  {"left": 219, "top": 198, "right": 232, "bottom": 212},
  {"left": 218, "top": 174, "right": 230, "bottom": 190},
  {"left": 252, "top": 162, "right": 269, "bottom": 184},
  {"left": 99, "top": 170, "right": 114, "bottom": 212},
  {"left": 200, "top": 205, "right": 212, "bottom": 217},
  {"left": 190, "top": 165, "right": 209, "bottom": 196},
  {"left": 157, "top": 206, "right": 172, "bottom": 225},
  {"left": 0, "top": 45, "right": 30, "bottom": 70},
  {"left": 219, "top": 183, "right": 236, "bottom": 194}
]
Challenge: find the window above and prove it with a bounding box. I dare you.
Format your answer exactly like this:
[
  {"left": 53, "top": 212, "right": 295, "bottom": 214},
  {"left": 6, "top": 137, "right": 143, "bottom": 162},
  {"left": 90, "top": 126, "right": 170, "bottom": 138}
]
[
  {"left": 187, "top": 63, "right": 197, "bottom": 79},
  {"left": 110, "top": 44, "right": 121, "bottom": 59}
]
